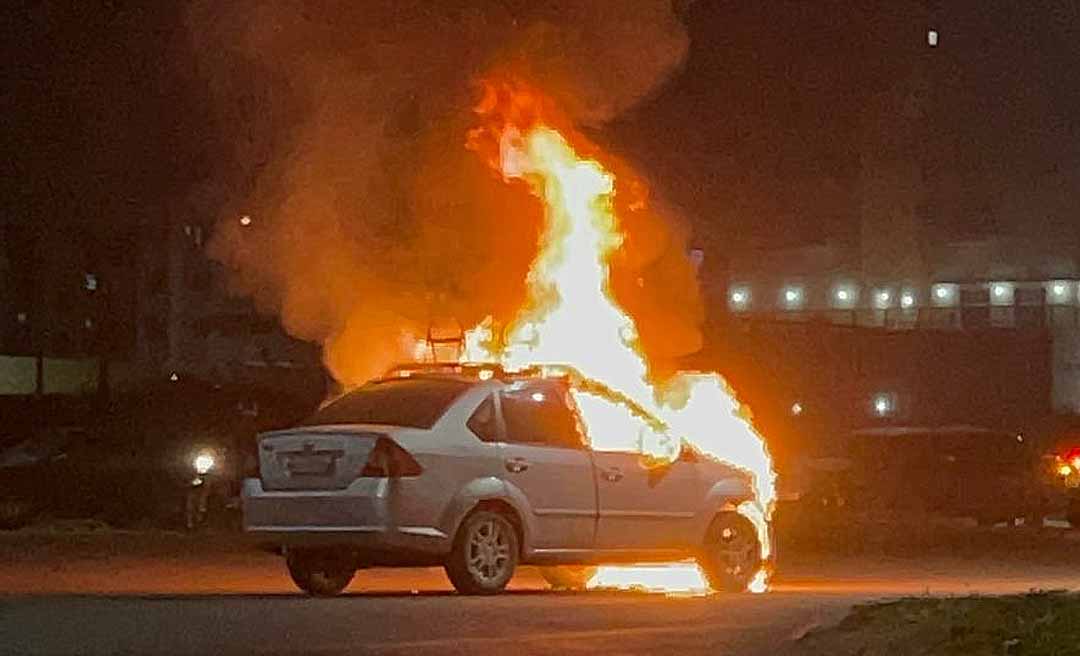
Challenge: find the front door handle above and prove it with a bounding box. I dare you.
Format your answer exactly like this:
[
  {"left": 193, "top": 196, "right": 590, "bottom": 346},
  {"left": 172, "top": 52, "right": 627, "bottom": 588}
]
[
  {"left": 505, "top": 457, "right": 529, "bottom": 473},
  {"left": 601, "top": 467, "right": 623, "bottom": 482}
]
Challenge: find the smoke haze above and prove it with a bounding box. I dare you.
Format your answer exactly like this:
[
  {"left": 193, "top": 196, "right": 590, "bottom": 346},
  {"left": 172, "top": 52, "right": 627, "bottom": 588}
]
[{"left": 187, "top": 0, "right": 701, "bottom": 387}]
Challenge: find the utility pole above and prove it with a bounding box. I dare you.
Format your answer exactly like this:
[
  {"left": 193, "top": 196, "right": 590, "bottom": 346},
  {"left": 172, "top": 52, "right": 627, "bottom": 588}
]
[{"left": 32, "top": 227, "right": 45, "bottom": 398}]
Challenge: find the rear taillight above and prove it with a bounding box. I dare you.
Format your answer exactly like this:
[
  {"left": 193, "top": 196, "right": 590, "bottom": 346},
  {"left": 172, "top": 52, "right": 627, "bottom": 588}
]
[{"left": 360, "top": 438, "right": 423, "bottom": 478}]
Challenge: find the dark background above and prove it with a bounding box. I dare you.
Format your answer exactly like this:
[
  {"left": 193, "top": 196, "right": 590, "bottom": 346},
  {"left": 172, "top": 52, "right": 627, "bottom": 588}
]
[{"left": 3, "top": 0, "right": 1079, "bottom": 351}]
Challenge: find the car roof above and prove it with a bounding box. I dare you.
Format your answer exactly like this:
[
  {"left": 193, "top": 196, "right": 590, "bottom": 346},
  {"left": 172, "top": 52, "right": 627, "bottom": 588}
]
[{"left": 373, "top": 362, "right": 669, "bottom": 432}]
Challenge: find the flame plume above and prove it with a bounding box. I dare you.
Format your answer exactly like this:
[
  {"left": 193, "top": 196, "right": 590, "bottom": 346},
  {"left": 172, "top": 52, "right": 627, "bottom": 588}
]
[{"left": 465, "top": 80, "right": 775, "bottom": 594}]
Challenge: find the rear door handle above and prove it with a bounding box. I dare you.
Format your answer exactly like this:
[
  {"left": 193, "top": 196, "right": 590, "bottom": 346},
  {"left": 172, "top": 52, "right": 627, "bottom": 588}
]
[
  {"left": 505, "top": 457, "right": 529, "bottom": 473},
  {"left": 601, "top": 467, "right": 623, "bottom": 482}
]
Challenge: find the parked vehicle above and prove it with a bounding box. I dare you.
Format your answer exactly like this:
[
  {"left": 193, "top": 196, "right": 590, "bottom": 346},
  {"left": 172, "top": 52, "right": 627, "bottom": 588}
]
[
  {"left": 1048, "top": 445, "right": 1080, "bottom": 527},
  {"left": 244, "top": 365, "right": 767, "bottom": 596},
  {"left": 794, "top": 426, "right": 1052, "bottom": 526},
  {"left": 0, "top": 379, "right": 317, "bottom": 529}
]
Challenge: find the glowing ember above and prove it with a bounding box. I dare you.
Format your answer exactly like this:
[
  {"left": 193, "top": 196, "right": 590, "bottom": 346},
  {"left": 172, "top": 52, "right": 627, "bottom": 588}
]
[{"left": 464, "top": 81, "right": 776, "bottom": 593}]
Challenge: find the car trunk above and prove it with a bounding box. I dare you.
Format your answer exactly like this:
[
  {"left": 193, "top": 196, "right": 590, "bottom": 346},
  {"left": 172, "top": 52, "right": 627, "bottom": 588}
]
[{"left": 258, "top": 427, "right": 385, "bottom": 491}]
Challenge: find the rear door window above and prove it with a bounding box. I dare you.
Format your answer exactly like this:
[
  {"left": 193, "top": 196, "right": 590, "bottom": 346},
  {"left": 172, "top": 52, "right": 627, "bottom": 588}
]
[
  {"left": 500, "top": 383, "right": 584, "bottom": 449},
  {"left": 467, "top": 395, "right": 500, "bottom": 443}
]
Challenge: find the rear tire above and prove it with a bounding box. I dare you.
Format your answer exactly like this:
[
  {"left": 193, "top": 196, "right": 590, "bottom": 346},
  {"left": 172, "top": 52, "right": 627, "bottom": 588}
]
[
  {"left": 445, "top": 510, "right": 519, "bottom": 595},
  {"left": 539, "top": 566, "right": 596, "bottom": 591},
  {"left": 698, "top": 512, "right": 762, "bottom": 593},
  {"left": 286, "top": 548, "right": 356, "bottom": 596}
]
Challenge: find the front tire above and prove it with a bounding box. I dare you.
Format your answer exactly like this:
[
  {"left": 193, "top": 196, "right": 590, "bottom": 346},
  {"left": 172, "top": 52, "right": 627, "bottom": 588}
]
[
  {"left": 698, "top": 512, "right": 762, "bottom": 593},
  {"left": 445, "top": 510, "right": 519, "bottom": 595},
  {"left": 286, "top": 548, "right": 356, "bottom": 596},
  {"left": 539, "top": 566, "right": 596, "bottom": 591}
]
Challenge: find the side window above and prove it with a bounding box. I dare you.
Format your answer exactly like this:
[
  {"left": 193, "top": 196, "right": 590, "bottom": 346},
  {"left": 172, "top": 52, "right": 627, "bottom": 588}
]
[
  {"left": 466, "top": 395, "right": 500, "bottom": 443},
  {"left": 500, "top": 383, "right": 583, "bottom": 449}
]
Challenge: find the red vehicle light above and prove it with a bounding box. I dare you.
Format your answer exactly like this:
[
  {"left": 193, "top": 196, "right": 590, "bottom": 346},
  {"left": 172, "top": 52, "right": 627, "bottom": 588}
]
[{"left": 360, "top": 438, "right": 423, "bottom": 478}]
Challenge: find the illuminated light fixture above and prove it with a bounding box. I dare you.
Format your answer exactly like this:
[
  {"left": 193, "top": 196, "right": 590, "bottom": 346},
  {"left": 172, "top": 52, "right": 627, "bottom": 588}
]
[
  {"left": 931, "top": 283, "right": 958, "bottom": 307},
  {"left": 831, "top": 284, "right": 858, "bottom": 309},
  {"left": 1059, "top": 464, "right": 1073, "bottom": 477},
  {"left": 900, "top": 290, "right": 917, "bottom": 310},
  {"left": 927, "top": 29, "right": 938, "bottom": 47},
  {"left": 193, "top": 451, "right": 216, "bottom": 475},
  {"left": 989, "top": 281, "right": 1015, "bottom": 306},
  {"left": 1047, "top": 280, "right": 1075, "bottom": 305},
  {"left": 728, "top": 285, "right": 751, "bottom": 311},
  {"left": 239, "top": 214, "right": 253, "bottom": 227},
  {"left": 872, "top": 393, "right": 895, "bottom": 418},
  {"left": 781, "top": 285, "right": 805, "bottom": 310},
  {"left": 790, "top": 402, "right": 804, "bottom": 416},
  {"left": 478, "top": 369, "right": 494, "bottom": 381},
  {"left": 531, "top": 392, "right": 545, "bottom": 402},
  {"left": 16, "top": 312, "right": 27, "bottom": 323},
  {"left": 873, "top": 288, "right": 893, "bottom": 310}
]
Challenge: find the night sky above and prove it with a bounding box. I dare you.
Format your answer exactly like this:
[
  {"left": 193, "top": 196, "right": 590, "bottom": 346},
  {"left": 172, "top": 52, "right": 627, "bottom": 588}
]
[{"left": 4, "top": 1, "right": 1080, "bottom": 276}]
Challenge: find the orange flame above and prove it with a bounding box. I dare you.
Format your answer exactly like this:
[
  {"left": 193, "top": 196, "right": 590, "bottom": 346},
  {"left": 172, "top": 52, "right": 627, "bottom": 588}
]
[{"left": 465, "top": 80, "right": 775, "bottom": 594}]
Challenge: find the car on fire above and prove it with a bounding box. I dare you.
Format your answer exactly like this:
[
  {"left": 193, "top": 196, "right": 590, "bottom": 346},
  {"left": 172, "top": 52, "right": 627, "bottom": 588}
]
[{"left": 243, "top": 364, "right": 766, "bottom": 596}]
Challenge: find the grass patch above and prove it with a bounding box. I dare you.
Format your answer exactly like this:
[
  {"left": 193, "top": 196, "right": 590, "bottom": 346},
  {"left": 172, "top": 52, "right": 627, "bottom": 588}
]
[{"left": 787, "top": 592, "right": 1080, "bottom": 655}]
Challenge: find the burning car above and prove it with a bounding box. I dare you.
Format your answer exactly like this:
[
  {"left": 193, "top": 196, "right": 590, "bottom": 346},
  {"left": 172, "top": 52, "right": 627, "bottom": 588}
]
[{"left": 243, "top": 365, "right": 766, "bottom": 596}]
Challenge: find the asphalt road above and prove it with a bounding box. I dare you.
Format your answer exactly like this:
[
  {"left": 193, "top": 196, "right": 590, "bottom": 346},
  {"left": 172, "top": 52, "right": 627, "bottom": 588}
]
[{"left": 3, "top": 526, "right": 1080, "bottom": 655}]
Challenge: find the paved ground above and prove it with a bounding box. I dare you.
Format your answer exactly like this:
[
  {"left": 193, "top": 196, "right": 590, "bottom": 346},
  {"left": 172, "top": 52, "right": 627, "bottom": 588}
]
[{"left": 2, "top": 525, "right": 1080, "bottom": 655}]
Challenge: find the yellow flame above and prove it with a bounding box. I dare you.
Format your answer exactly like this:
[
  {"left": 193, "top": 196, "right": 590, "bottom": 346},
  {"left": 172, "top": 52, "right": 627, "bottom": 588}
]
[{"left": 465, "top": 126, "right": 776, "bottom": 593}]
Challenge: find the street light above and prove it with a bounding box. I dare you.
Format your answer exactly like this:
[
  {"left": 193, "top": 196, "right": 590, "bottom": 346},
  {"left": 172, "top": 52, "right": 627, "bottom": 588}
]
[
  {"left": 931, "top": 283, "right": 958, "bottom": 307},
  {"left": 781, "top": 285, "right": 805, "bottom": 310},
  {"left": 872, "top": 393, "right": 895, "bottom": 418},
  {"left": 729, "top": 286, "right": 751, "bottom": 312},
  {"left": 873, "top": 288, "right": 893, "bottom": 310},
  {"left": 989, "top": 282, "right": 1015, "bottom": 306},
  {"left": 831, "top": 284, "right": 858, "bottom": 309},
  {"left": 1048, "top": 280, "right": 1075, "bottom": 305}
]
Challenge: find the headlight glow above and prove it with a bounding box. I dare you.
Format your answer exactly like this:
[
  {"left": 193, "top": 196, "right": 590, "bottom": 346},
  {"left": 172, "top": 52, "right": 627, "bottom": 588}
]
[{"left": 193, "top": 452, "right": 216, "bottom": 475}]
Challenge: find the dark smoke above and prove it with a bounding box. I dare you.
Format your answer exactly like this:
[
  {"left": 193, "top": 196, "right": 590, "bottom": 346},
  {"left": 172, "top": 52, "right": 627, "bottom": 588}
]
[{"left": 186, "top": 0, "right": 698, "bottom": 386}]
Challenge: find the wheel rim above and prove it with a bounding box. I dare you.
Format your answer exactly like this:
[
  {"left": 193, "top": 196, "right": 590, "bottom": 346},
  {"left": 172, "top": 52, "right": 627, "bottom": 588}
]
[
  {"left": 466, "top": 518, "right": 512, "bottom": 584},
  {"left": 715, "top": 523, "right": 759, "bottom": 579}
]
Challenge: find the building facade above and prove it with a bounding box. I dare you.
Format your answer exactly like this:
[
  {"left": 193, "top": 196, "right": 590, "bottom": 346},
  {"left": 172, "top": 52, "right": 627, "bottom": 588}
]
[{"left": 724, "top": 238, "right": 1080, "bottom": 415}]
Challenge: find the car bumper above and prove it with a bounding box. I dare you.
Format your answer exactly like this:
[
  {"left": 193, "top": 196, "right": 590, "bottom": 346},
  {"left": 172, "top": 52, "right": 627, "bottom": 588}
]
[{"left": 241, "top": 478, "right": 450, "bottom": 558}]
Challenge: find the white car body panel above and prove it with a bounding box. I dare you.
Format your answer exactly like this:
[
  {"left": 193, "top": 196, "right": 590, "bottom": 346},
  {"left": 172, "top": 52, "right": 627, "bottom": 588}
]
[{"left": 243, "top": 375, "right": 757, "bottom": 565}]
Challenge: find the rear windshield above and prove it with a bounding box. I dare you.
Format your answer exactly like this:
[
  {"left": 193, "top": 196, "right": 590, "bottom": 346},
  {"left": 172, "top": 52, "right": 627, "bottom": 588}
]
[{"left": 304, "top": 378, "right": 473, "bottom": 429}]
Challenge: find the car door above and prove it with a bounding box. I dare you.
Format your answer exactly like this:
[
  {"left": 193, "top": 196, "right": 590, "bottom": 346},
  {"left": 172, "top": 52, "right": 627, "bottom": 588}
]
[
  {"left": 495, "top": 381, "right": 597, "bottom": 551},
  {"left": 589, "top": 407, "right": 704, "bottom": 551}
]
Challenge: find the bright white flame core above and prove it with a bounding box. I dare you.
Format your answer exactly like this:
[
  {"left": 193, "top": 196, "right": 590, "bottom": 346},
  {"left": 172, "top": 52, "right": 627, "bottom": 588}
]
[{"left": 464, "top": 127, "right": 775, "bottom": 592}]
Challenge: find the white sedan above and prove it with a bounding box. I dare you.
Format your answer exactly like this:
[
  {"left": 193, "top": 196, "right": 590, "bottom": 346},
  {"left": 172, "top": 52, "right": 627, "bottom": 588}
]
[{"left": 243, "top": 366, "right": 764, "bottom": 595}]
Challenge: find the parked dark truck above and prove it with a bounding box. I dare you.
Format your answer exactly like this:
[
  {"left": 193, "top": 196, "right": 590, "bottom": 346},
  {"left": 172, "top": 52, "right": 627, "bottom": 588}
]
[{"left": 795, "top": 426, "right": 1055, "bottom": 526}]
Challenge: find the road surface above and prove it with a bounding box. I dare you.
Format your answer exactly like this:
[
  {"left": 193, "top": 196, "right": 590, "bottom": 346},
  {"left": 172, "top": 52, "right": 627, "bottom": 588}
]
[{"left": 2, "top": 526, "right": 1080, "bottom": 655}]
